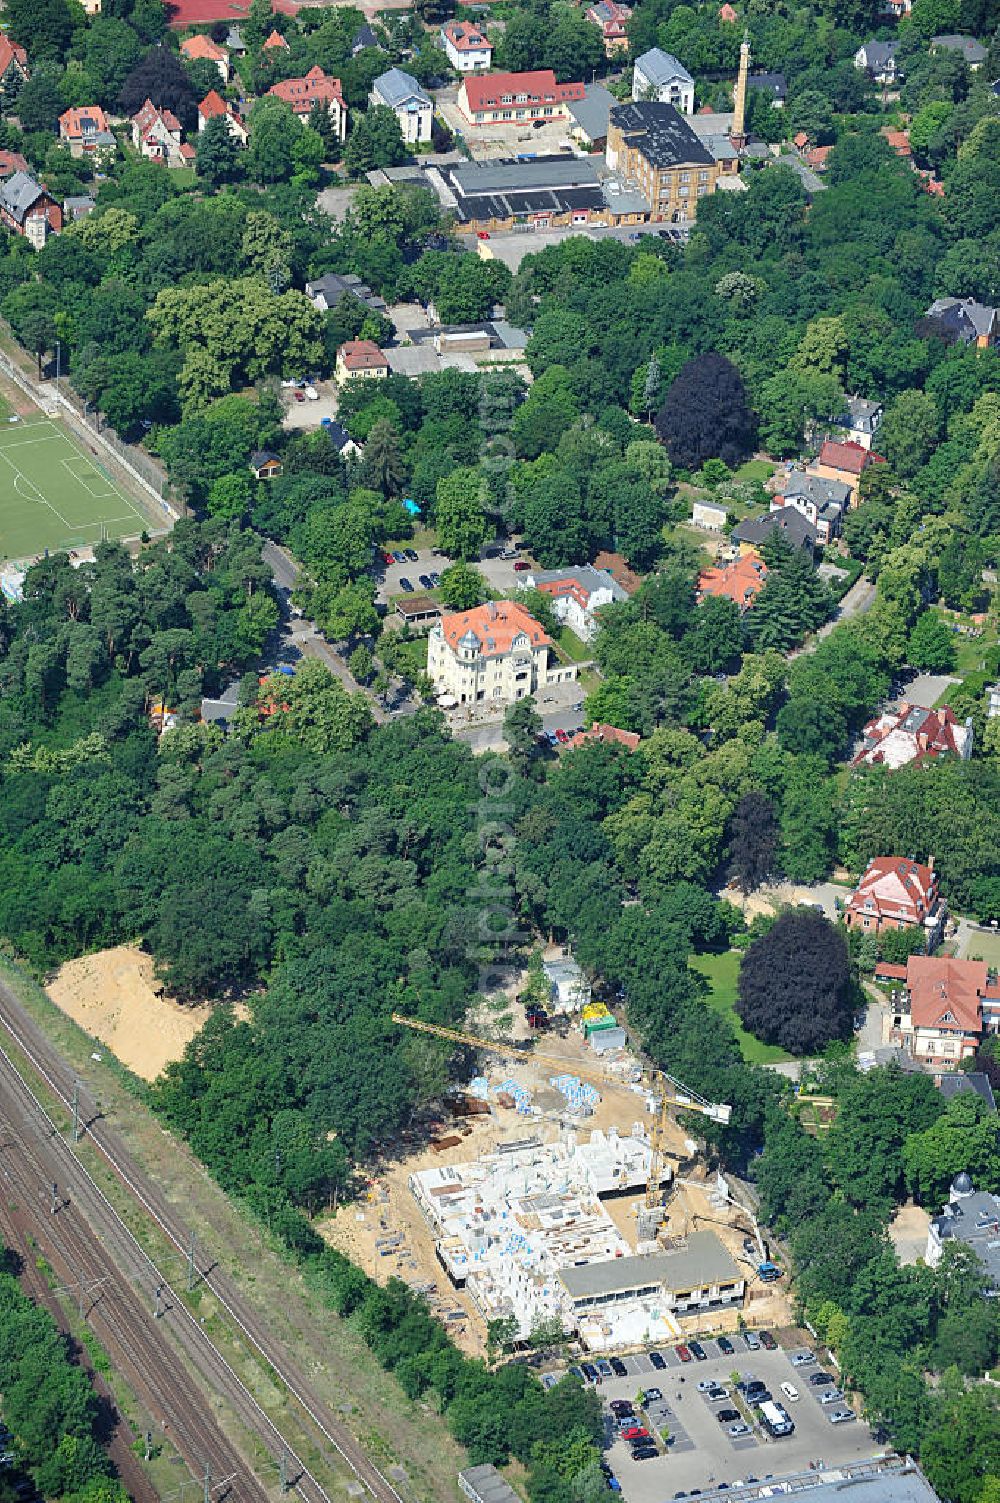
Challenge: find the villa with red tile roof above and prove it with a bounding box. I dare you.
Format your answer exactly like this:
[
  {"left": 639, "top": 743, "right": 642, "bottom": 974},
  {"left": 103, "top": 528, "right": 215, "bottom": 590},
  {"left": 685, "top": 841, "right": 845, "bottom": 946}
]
[
  {"left": 58, "top": 106, "right": 115, "bottom": 157},
  {"left": 808, "top": 437, "right": 884, "bottom": 503},
  {"left": 719, "top": 3, "right": 739, "bottom": 19},
  {"left": 585, "top": 1, "right": 633, "bottom": 56},
  {"left": 457, "top": 70, "right": 585, "bottom": 126},
  {"left": 696, "top": 550, "right": 767, "bottom": 611},
  {"left": 268, "top": 66, "right": 346, "bottom": 139},
  {"left": 0, "top": 35, "right": 29, "bottom": 102},
  {"left": 853, "top": 703, "right": 973, "bottom": 770},
  {"left": 441, "top": 20, "right": 493, "bottom": 72},
  {"left": 335, "top": 340, "right": 389, "bottom": 381},
  {"left": 198, "top": 91, "right": 248, "bottom": 144},
  {"left": 567, "top": 723, "right": 641, "bottom": 752},
  {"left": 892, "top": 955, "right": 994, "bottom": 1065},
  {"left": 427, "top": 599, "right": 578, "bottom": 706},
  {"left": 844, "top": 856, "right": 944, "bottom": 948},
  {"left": 131, "top": 99, "right": 194, "bottom": 167},
  {"left": 181, "top": 33, "right": 231, "bottom": 83},
  {"left": 263, "top": 28, "right": 290, "bottom": 50}
]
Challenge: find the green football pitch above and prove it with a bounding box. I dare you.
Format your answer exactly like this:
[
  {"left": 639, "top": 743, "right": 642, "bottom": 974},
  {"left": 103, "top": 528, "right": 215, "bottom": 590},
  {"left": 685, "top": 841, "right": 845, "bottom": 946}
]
[{"left": 0, "top": 418, "right": 155, "bottom": 563}]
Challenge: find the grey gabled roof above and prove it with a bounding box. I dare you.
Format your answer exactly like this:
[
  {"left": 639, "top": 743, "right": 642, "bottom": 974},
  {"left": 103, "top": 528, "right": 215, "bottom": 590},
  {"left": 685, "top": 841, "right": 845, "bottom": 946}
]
[
  {"left": 859, "top": 40, "right": 898, "bottom": 68},
  {"left": 634, "top": 48, "right": 694, "bottom": 88},
  {"left": 747, "top": 70, "right": 787, "bottom": 98},
  {"left": 558, "top": 1231, "right": 741, "bottom": 1300},
  {"left": 931, "top": 33, "right": 987, "bottom": 61},
  {"left": 927, "top": 296, "right": 998, "bottom": 338},
  {"left": 733, "top": 509, "right": 817, "bottom": 550},
  {"left": 0, "top": 170, "right": 46, "bottom": 224},
  {"left": 353, "top": 23, "right": 380, "bottom": 50},
  {"left": 373, "top": 67, "right": 431, "bottom": 110},
  {"left": 567, "top": 82, "right": 615, "bottom": 141},
  {"left": 784, "top": 470, "right": 852, "bottom": 508}
]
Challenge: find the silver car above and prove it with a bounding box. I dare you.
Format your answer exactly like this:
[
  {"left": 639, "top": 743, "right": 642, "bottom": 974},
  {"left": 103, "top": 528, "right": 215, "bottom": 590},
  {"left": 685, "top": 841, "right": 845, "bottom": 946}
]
[
  {"left": 819, "top": 1389, "right": 845, "bottom": 1406},
  {"left": 790, "top": 1351, "right": 815, "bottom": 1367},
  {"left": 728, "top": 1423, "right": 752, "bottom": 1437},
  {"left": 827, "top": 1408, "right": 855, "bottom": 1424}
]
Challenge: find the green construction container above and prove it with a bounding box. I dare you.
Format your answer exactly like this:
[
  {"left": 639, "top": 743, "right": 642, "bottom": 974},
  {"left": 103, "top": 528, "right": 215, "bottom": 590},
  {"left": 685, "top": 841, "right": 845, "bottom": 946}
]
[{"left": 584, "top": 1015, "right": 618, "bottom": 1037}]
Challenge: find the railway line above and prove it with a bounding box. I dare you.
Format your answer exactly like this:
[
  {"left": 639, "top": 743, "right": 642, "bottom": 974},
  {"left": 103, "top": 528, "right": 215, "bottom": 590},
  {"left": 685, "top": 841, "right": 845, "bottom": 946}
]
[{"left": 0, "top": 979, "right": 407, "bottom": 1503}]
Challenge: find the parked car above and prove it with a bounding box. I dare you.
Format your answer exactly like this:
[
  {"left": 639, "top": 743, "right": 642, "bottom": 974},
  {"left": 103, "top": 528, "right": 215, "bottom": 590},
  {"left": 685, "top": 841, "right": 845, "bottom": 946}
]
[
  {"left": 728, "top": 1423, "right": 751, "bottom": 1438},
  {"left": 643, "top": 1387, "right": 662, "bottom": 1403},
  {"left": 827, "top": 1409, "right": 856, "bottom": 1425},
  {"left": 810, "top": 1373, "right": 835, "bottom": 1387},
  {"left": 675, "top": 1345, "right": 692, "bottom": 1362},
  {"left": 632, "top": 1447, "right": 658, "bottom": 1461},
  {"left": 716, "top": 1409, "right": 740, "bottom": 1424},
  {"left": 304, "top": 385, "right": 319, "bottom": 400},
  {"left": 513, "top": 560, "right": 530, "bottom": 571},
  {"left": 555, "top": 728, "right": 569, "bottom": 744},
  {"left": 649, "top": 1350, "right": 666, "bottom": 1370},
  {"left": 779, "top": 1383, "right": 799, "bottom": 1403},
  {"left": 620, "top": 1426, "right": 648, "bottom": 1441},
  {"left": 819, "top": 1389, "right": 845, "bottom": 1406},
  {"left": 429, "top": 572, "right": 441, "bottom": 586},
  {"left": 689, "top": 1341, "right": 707, "bottom": 1361},
  {"left": 610, "top": 1400, "right": 634, "bottom": 1416},
  {"left": 790, "top": 1351, "right": 815, "bottom": 1367},
  {"left": 744, "top": 1332, "right": 761, "bottom": 1351},
  {"left": 383, "top": 551, "right": 395, "bottom": 565},
  {"left": 717, "top": 1336, "right": 734, "bottom": 1356},
  {"left": 398, "top": 577, "right": 413, "bottom": 591},
  {"left": 418, "top": 574, "right": 433, "bottom": 589},
  {"left": 476, "top": 230, "right": 490, "bottom": 240},
  {"left": 760, "top": 1331, "right": 777, "bottom": 1351},
  {"left": 293, "top": 390, "right": 305, "bottom": 402},
  {"left": 742, "top": 1237, "right": 757, "bottom": 1255},
  {"left": 706, "top": 1387, "right": 727, "bottom": 1401},
  {"left": 597, "top": 1360, "right": 613, "bottom": 1378},
  {"left": 581, "top": 1363, "right": 599, "bottom": 1383},
  {"left": 610, "top": 1357, "right": 628, "bottom": 1377},
  {"left": 404, "top": 549, "right": 419, "bottom": 563},
  {"left": 697, "top": 1379, "right": 718, "bottom": 1394},
  {"left": 392, "top": 550, "right": 406, "bottom": 563}
]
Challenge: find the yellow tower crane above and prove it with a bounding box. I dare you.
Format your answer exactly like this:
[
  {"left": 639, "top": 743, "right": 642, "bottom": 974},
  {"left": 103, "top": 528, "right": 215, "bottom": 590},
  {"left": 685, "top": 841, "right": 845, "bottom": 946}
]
[{"left": 391, "top": 1013, "right": 731, "bottom": 1214}]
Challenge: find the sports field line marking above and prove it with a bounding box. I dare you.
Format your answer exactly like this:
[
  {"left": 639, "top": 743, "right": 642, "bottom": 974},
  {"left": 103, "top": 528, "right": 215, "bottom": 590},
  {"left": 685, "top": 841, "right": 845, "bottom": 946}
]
[
  {"left": 0, "top": 446, "right": 72, "bottom": 529},
  {"left": 59, "top": 456, "right": 117, "bottom": 499},
  {"left": 0, "top": 433, "right": 70, "bottom": 452}
]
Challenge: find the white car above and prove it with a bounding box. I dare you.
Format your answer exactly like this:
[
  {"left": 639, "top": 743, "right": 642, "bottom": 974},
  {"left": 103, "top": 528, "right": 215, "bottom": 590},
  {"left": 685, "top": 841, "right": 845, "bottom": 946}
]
[
  {"left": 828, "top": 1408, "right": 855, "bottom": 1424},
  {"left": 304, "top": 385, "right": 319, "bottom": 401},
  {"left": 779, "top": 1383, "right": 799, "bottom": 1403},
  {"left": 728, "top": 1423, "right": 751, "bottom": 1438},
  {"left": 790, "top": 1351, "right": 815, "bottom": 1367}
]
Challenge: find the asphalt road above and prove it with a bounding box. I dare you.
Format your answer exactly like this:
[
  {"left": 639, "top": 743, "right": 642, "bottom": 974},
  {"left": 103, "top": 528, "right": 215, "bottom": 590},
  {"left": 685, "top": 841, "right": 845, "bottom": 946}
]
[{"left": 0, "top": 980, "right": 406, "bottom": 1503}]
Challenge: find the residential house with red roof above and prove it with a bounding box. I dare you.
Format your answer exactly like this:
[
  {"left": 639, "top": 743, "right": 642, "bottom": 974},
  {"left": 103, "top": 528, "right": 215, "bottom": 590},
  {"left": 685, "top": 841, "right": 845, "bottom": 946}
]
[
  {"left": 567, "top": 723, "right": 641, "bottom": 752},
  {"left": 441, "top": 20, "right": 492, "bottom": 72},
  {"left": 0, "top": 150, "right": 30, "bottom": 179},
  {"left": 263, "top": 28, "right": 290, "bottom": 50},
  {"left": 892, "top": 956, "right": 992, "bottom": 1065},
  {"left": 167, "top": 0, "right": 298, "bottom": 25},
  {"left": 0, "top": 35, "right": 29, "bottom": 106},
  {"left": 180, "top": 33, "right": 231, "bottom": 83},
  {"left": 198, "top": 90, "right": 248, "bottom": 144},
  {"left": 268, "top": 66, "right": 346, "bottom": 139},
  {"left": 853, "top": 703, "right": 973, "bottom": 770},
  {"left": 457, "top": 70, "right": 585, "bottom": 126},
  {"left": 335, "top": 340, "right": 389, "bottom": 381},
  {"left": 696, "top": 549, "right": 768, "bottom": 610},
  {"left": 844, "top": 856, "right": 944, "bottom": 948},
  {"left": 719, "top": 3, "right": 739, "bottom": 20},
  {"left": 523, "top": 564, "right": 628, "bottom": 641},
  {"left": 427, "top": 599, "right": 578, "bottom": 706},
  {"left": 132, "top": 99, "right": 194, "bottom": 167},
  {"left": 0, "top": 172, "right": 61, "bottom": 246},
  {"left": 58, "top": 106, "right": 115, "bottom": 159},
  {"left": 585, "top": 1, "right": 633, "bottom": 56},
  {"left": 808, "top": 437, "right": 885, "bottom": 503}
]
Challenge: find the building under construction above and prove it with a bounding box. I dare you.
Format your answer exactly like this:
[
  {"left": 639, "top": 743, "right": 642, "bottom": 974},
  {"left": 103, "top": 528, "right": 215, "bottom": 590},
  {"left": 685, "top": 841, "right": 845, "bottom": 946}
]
[{"left": 409, "top": 1129, "right": 745, "bottom": 1348}]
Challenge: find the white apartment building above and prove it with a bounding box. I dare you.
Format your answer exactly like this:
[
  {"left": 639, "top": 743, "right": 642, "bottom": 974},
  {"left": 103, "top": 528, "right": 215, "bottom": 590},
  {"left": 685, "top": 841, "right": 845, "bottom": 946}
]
[
  {"left": 632, "top": 48, "right": 695, "bottom": 113},
  {"left": 427, "top": 600, "right": 577, "bottom": 707},
  {"left": 370, "top": 68, "right": 434, "bottom": 144},
  {"left": 441, "top": 20, "right": 493, "bottom": 72}
]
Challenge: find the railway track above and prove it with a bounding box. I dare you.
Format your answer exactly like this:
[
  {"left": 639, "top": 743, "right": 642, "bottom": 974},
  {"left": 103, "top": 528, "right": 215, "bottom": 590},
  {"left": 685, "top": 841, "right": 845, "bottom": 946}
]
[{"left": 0, "top": 981, "right": 407, "bottom": 1503}]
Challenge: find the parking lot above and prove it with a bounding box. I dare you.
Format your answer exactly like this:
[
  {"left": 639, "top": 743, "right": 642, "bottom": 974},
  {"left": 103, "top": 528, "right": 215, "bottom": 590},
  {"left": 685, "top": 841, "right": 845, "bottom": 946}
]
[{"left": 581, "top": 1339, "right": 878, "bottom": 1503}]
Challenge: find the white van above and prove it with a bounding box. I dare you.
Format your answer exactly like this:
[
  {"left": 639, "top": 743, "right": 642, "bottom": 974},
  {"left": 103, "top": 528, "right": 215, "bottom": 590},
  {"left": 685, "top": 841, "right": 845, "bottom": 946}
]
[{"left": 779, "top": 1382, "right": 799, "bottom": 1402}]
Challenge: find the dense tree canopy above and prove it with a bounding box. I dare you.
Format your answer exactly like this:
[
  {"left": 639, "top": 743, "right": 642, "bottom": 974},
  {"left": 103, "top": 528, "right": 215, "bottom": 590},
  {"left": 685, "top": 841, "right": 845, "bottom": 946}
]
[{"left": 737, "top": 910, "right": 854, "bottom": 1053}]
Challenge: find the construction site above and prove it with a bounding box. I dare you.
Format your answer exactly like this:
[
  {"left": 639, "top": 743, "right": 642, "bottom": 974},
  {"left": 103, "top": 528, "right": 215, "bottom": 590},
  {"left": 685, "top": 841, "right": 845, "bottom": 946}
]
[{"left": 319, "top": 970, "right": 794, "bottom": 1356}]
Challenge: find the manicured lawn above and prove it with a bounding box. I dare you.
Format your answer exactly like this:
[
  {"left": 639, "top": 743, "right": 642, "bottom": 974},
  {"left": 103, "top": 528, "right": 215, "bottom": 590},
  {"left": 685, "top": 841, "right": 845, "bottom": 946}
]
[
  {"left": 689, "top": 950, "right": 793, "bottom": 1065},
  {"left": 956, "top": 927, "right": 1000, "bottom": 967},
  {"left": 555, "top": 625, "right": 590, "bottom": 663},
  {"left": 732, "top": 458, "right": 775, "bottom": 486}
]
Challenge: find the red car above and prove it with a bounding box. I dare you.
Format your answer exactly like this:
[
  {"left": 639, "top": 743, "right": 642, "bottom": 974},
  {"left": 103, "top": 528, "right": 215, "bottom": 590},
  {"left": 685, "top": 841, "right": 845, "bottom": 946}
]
[
  {"left": 476, "top": 230, "right": 490, "bottom": 240},
  {"left": 383, "top": 551, "right": 395, "bottom": 565},
  {"left": 555, "top": 728, "right": 569, "bottom": 744},
  {"left": 620, "top": 1427, "right": 649, "bottom": 1442},
  {"left": 675, "top": 1344, "right": 692, "bottom": 1362},
  {"left": 293, "top": 390, "right": 306, "bottom": 402},
  {"left": 513, "top": 560, "right": 530, "bottom": 571}
]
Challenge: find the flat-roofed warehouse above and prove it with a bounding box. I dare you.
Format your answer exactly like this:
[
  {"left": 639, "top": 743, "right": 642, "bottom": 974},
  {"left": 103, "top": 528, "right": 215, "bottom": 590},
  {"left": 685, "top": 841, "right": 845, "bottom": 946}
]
[
  {"left": 558, "top": 1229, "right": 745, "bottom": 1316},
  {"left": 428, "top": 155, "right": 649, "bottom": 232}
]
